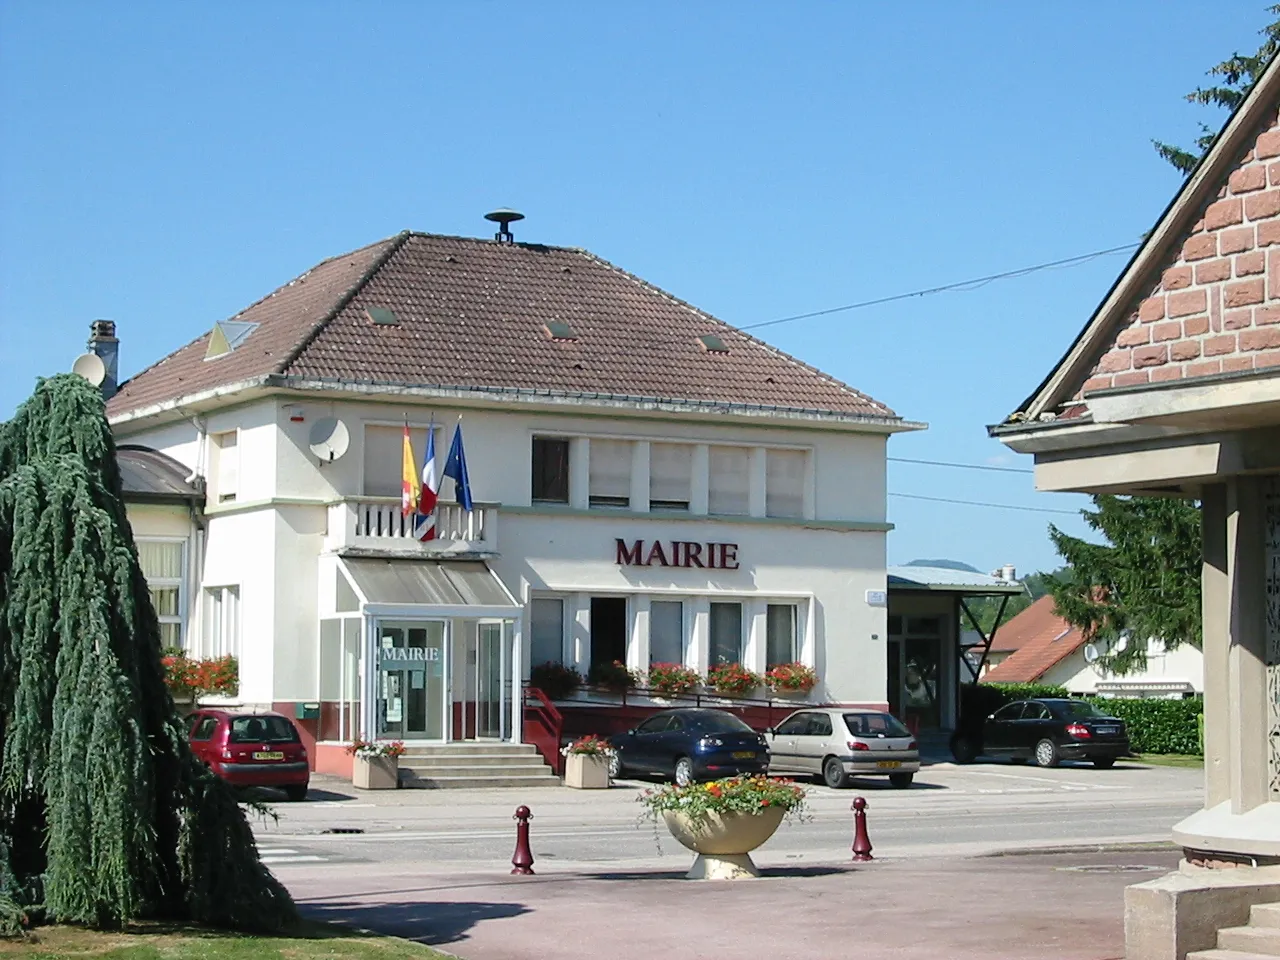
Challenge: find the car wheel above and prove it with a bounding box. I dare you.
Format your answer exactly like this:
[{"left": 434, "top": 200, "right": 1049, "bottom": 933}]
[
  {"left": 823, "top": 757, "right": 850, "bottom": 789},
  {"left": 1034, "top": 739, "right": 1060, "bottom": 768},
  {"left": 608, "top": 752, "right": 624, "bottom": 779},
  {"left": 889, "top": 772, "right": 914, "bottom": 789},
  {"left": 283, "top": 785, "right": 308, "bottom": 802},
  {"left": 1092, "top": 757, "right": 1116, "bottom": 769},
  {"left": 674, "top": 756, "right": 694, "bottom": 787},
  {"left": 949, "top": 733, "right": 979, "bottom": 764}
]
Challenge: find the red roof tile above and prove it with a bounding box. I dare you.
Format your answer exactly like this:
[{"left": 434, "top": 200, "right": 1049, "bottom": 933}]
[
  {"left": 108, "top": 232, "right": 897, "bottom": 421},
  {"left": 982, "top": 596, "right": 1086, "bottom": 684}
]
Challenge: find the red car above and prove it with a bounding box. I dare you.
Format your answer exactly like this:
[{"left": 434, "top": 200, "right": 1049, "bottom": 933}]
[{"left": 186, "top": 709, "right": 310, "bottom": 801}]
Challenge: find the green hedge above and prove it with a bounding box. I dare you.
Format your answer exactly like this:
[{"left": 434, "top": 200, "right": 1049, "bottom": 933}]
[
  {"left": 957, "top": 683, "right": 1203, "bottom": 755},
  {"left": 1082, "top": 696, "right": 1203, "bottom": 755}
]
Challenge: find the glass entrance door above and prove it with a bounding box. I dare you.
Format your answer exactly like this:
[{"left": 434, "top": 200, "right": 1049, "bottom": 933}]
[
  {"left": 475, "top": 622, "right": 504, "bottom": 739},
  {"left": 376, "top": 621, "right": 446, "bottom": 740}
]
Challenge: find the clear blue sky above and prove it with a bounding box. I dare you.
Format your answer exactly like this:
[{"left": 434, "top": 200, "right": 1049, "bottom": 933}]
[{"left": 0, "top": 3, "right": 1267, "bottom": 575}]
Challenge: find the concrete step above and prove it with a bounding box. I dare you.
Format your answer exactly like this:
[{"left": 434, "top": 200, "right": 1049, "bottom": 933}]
[
  {"left": 399, "top": 742, "right": 539, "bottom": 755},
  {"left": 1187, "top": 949, "right": 1280, "bottom": 960},
  {"left": 1251, "top": 903, "right": 1280, "bottom": 928},
  {"left": 401, "top": 763, "right": 557, "bottom": 779},
  {"left": 401, "top": 753, "right": 546, "bottom": 768},
  {"left": 401, "top": 773, "right": 562, "bottom": 789},
  {"left": 1218, "top": 927, "right": 1280, "bottom": 956}
]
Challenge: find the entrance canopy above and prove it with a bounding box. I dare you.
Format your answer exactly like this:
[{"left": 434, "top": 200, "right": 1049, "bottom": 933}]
[{"left": 336, "top": 558, "right": 520, "bottom": 617}]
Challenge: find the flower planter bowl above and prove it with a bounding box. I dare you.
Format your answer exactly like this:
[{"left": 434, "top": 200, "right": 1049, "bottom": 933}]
[
  {"left": 662, "top": 806, "right": 786, "bottom": 880},
  {"left": 352, "top": 755, "right": 399, "bottom": 790},
  {"left": 564, "top": 753, "right": 611, "bottom": 789}
]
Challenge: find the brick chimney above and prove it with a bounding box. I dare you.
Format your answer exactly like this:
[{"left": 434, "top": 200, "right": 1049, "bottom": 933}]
[{"left": 88, "top": 320, "right": 119, "bottom": 399}]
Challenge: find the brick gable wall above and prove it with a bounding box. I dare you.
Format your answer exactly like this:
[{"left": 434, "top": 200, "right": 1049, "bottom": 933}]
[{"left": 1080, "top": 108, "right": 1280, "bottom": 398}]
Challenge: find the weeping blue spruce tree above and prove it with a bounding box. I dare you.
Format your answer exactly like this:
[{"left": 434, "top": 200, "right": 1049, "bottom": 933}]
[{"left": 0, "top": 374, "right": 295, "bottom": 934}]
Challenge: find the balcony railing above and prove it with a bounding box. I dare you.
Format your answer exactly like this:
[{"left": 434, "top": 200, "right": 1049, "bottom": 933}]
[{"left": 325, "top": 498, "right": 499, "bottom": 556}]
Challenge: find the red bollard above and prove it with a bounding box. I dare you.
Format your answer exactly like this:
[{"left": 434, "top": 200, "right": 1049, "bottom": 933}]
[
  {"left": 511, "top": 805, "right": 535, "bottom": 875},
  {"left": 851, "top": 796, "right": 873, "bottom": 862}
]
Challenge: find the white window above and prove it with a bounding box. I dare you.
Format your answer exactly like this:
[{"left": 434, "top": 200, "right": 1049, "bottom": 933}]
[
  {"left": 138, "top": 539, "right": 185, "bottom": 651},
  {"left": 530, "top": 598, "right": 565, "bottom": 666},
  {"left": 766, "top": 603, "right": 798, "bottom": 668},
  {"left": 649, "top": 600, "right": 684, "bottom": 666},
  {"left": 649, "top": 444, "right": 692, "bottom": 511},
  {"left": 212, "top": 431, "right": 239, "bottom": 503},
  {"left": 203, "top": 585, "right": 241, "bottom": 660},
  {"left": 589, "top": 439, "right": 632, "bottom": 508},
  {"left": 709, "top": 601, "right": 743, "bottom": 665},
  {"left": 766, "top": 449, "right": 806, "bottom": 519},
  {"left": 708, "top": 446, "right": 750, "bottom": 515}
]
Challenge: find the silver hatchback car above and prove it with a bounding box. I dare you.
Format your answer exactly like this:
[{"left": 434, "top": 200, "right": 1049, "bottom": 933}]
[{"left": 766, "top": 708, "right": 920, "bottom": 789}]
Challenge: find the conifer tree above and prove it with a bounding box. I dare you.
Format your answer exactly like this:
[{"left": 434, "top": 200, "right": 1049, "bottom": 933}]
[
  {"left": 1045, "top": 495, "right": 1201, "bottom": 674},
  {"left": 0, "top": 375, "right": 295, "bottom": 934},
  {"left": 1154, "top": 5, "right": 1280, "bottom": 174}
]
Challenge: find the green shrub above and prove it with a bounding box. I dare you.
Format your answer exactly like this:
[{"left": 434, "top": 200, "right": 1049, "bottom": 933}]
[{"left": 1085, "top": 696, "right": 1202, "bottom": 754}]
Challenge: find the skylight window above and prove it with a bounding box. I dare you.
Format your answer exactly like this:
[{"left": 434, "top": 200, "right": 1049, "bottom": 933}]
[
  {"left": 542, "top": 321, "right": 578, "bottom": 341},
  {"left": 698, "top": 334, "right": 729, "bottom": 353},
  {"left": 366, "top": 307, "right": 399, "bottom": 326},
  {"left": 204, "top": 320, "right": 260, "bottom": 360}
]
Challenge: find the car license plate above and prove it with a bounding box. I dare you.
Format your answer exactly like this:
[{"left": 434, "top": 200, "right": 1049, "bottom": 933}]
[
  {"left": 731, "top": 751, "right": 756, "bottom": 760},
  {"left": 876, "top": 760, "right": 901, "bottom": 769},
  {"left": 1095, "top": 726, "right": 1118, "bottom": 735},
  {"left": 253, "top": 751, "right": 284, "bottom": 761}
]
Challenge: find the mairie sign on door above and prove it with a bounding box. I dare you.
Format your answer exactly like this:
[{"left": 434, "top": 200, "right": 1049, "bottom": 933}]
[{"left": 378, "top": 645, "right": 441, "bottom": 672}]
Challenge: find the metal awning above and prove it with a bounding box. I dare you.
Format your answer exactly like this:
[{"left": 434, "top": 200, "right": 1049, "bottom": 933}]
[
  {"left": 887, "top": 565, "right": 1024, "bottom": 596},
  {"left": 337, "top": 558, "right": 520, "bottom": 617}
]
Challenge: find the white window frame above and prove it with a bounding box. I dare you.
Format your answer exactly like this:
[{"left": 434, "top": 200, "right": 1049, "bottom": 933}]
[
  {"left": 203, "top": 584, "right": 241, "bottom": 660},
  {"left": 137, "top": 537, "right": 187, "bottom": 651}
]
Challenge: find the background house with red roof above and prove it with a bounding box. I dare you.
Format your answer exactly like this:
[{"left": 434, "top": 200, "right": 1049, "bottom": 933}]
[{"left": 981, "top": 596, "right": 1203, "bottom": 698}]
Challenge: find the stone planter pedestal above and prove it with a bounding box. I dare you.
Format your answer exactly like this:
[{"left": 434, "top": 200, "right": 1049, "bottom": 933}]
[
  {"left": 662, "top": 807, "right": 785, "bottom": 880},
  {"left": 352, "top": 755, "right": 399, "bottom": 790},
  {"left": 564, "top": 753, "right": 611, "bottom": 789}
]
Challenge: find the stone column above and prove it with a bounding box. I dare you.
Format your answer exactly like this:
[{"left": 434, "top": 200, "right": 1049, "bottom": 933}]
[{"left": 1201, "top": 484, "right": 1230, "bottom": 809}]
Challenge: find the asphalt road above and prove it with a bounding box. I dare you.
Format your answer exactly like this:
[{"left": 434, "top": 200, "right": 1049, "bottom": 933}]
[{"left": 249, "top": 759, "right": 1201, "bottom": 872}]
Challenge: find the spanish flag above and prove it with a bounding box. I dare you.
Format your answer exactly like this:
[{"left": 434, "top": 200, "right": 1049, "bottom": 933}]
[{"left": 401, "top": 424, "right": 420, "bottom": 517}]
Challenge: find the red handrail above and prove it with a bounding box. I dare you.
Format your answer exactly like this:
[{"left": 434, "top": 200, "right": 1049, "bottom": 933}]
[{"left": 522, "top": 685, "right": 565, "bottom": 775}]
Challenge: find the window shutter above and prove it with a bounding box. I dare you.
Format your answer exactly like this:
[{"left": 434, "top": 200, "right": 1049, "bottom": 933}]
[
  {"left": 530, "top": 598, "right": 565, "bottom": 665},
  {"left": 589, "top": 439, "right": 632, "bottom": 507},
  {"left": 649, "top": 600, "right": 684, "bottom": 665},
  {"left": 766, "top": 450, "right": 806, "bottom": 518},
  {"left": 708, "top": 446, "right": 750, "bottom": 515},
  {"left": 649, "top": 444, "right": 692, "bottom": 510}
]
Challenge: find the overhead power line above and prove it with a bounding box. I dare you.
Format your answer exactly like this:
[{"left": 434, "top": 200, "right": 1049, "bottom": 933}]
[
  {"left": 888, "top": 456, "right": 1034, "bottom": 475},
  {"left": 736, "top": 243, "right": 1140, "bottom": 334},
  {"left": 889, "top": 492, "right": 1079, "bottom": 516}
]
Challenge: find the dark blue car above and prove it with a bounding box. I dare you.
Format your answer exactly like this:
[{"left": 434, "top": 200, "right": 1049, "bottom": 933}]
[{"left": 607, "top": 708, "right": 770, "bottom": 785}]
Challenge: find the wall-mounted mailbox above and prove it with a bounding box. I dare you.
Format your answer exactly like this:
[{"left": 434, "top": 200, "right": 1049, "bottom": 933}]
[{"left": 295, "top": 702, "right": 320, "bottom": 720}]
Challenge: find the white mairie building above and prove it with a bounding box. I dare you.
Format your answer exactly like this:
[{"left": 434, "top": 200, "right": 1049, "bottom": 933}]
[{"left": 101, "top": 228, "right": 922, "bottom": 773}]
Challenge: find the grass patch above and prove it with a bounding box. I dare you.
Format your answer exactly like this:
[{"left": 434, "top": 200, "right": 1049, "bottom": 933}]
[
  {"left": 1118, "top": 754, "right": 1204, "bottom": 768},
  {"left": 0, "top": 922, "right": 454, "bottom": 959}
]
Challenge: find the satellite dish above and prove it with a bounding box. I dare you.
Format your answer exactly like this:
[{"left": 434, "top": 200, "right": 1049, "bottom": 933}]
[
  {"left": 308, "top": 417, "right": 350, "bottom": 464},
  {"left": 1083, "top": 643, "right": 1100, "bottom": 664},
  {"left": 72, "top": 352, "right": 106, "bottom": 386}
]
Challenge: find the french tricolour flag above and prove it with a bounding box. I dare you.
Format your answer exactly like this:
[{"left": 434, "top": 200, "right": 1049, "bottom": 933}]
[{"left": 413, "top": 427, "right": 438, "bottom": 541}]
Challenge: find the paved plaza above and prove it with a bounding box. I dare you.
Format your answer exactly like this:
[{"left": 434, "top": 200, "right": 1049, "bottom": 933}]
[{"left": 251, "top": 759, "right": 1201, "bottom": 959}]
